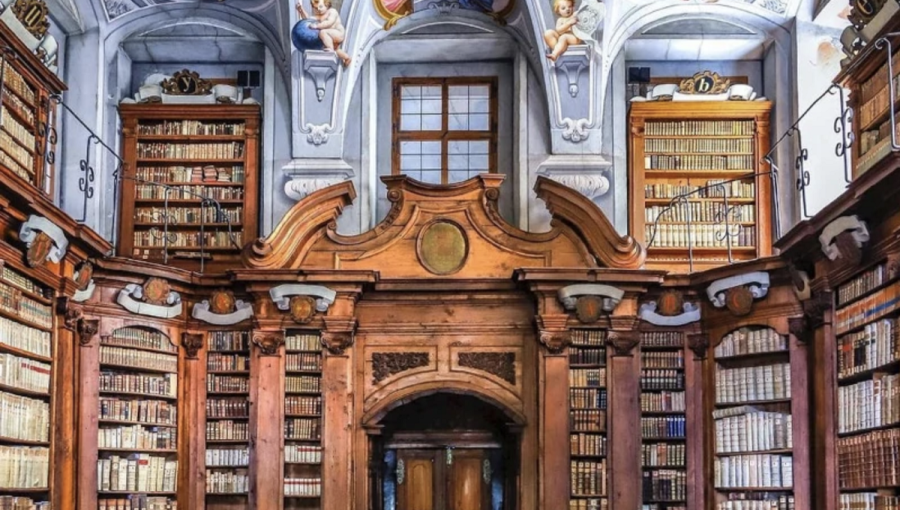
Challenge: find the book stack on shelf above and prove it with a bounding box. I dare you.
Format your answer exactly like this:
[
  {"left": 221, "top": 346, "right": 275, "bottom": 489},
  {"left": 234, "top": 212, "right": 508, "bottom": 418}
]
[
  {"left": 568, "top": 330, "right": 608, "bottom": 510},
  {"left": 206, "top": 331, "right": 251, "bottom": 502},
  {"left": 0, "top": 265, "right": 52, "bottom": 508},
  {"left": 835, "top": 262, "right": 900, "bottom": 507},
  {"left": 856, "top": 49, "right": 900, "bottom": 177},
  {"left": 640, "top": 331, "right": 687, "bottom": 510},
  {"left": 97, "top": 327, "right": 178, "bottom": 509},
  {"left": 118, "top": 105, "right": 259, "bottom": 269},
  {"left": 713, "top": 326, "right": 794, "bottom": 509},
  {"left": 284, "top": 333, "right": 323, "bottom": 507},
  {"left": 628, "top": 101, "right": 771, "bottom": 271}
]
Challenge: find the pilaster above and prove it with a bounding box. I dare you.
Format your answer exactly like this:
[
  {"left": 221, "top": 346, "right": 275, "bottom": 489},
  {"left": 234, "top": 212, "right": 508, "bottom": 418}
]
[
  {"left": 606, "top": 321, "right": 641, "bottom": 510},
  {"left": 249, "top": 328, "right": 285, "bottom": 510}
]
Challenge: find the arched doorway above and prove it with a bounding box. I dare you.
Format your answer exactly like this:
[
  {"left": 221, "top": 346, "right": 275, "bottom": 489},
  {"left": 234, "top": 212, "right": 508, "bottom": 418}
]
[{"left": 372, "top": 393, "right": 520, "bottom": 510}]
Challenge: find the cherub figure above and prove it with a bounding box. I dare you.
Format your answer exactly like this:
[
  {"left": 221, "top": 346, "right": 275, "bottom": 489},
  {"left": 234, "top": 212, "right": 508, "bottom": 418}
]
[
  {"left": 296, "top": 0, "right": 352, "bottom": 66},
  {"left": 543, "top": 0, "right": 581, "bottom": 61}
]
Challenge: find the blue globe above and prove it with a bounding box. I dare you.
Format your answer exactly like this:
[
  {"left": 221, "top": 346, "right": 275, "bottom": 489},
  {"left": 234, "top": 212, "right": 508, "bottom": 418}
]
[{"left": 291, "top": 19, "right": 325, "bottom": 52}]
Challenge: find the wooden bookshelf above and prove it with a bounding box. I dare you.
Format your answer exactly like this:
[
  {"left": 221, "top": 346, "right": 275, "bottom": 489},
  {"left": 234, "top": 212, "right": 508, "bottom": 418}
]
[
  {"left": 628, "top": 101, "right": 773, "bottom": 272},
  {"left": 568, "top": 330, "right": 608, "bottom": 510},
  {"left": 640, "top": 331, "right": 687, "bottom": 510},
  {"left": 205, "top": 331, "right": 251, "bottom": 503},
  {"left": 96, "top": 327, "right": 179, "bottom": 510},
  {"left": 711, "top": 326, "right": 796, "bottom": 510},
  {"left": 284, "top": 333, "right": 323, "bottom": 506},
  {"left": 852, "top": 45, "right": 900, "bottom": 179},
  {"left": 0, "top": 263, "right": 53, "bottom": 507},
  {"left": 117, "top": 104, "right": 260, "bottom": 271}
]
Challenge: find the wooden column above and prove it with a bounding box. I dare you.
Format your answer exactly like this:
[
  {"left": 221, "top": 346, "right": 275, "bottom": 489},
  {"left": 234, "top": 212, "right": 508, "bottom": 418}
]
[
  {"left": 321, "top": 317, "right": 356, "bottom": 510},
  {"left": 686, "top": 333, "right": 709, "bottom": 510},
  {"left": 250, "top": 330, "right": 286, "bottom": 510},
  {"left": 180, "top": 332, "right": 206, "bottom": 510},
  {"left": 607, "top": 327, "right": 641, "bottom": 510},
  {"left": 536, "top": 314, "right": 571, "bottom": 510},
  {"left": 75, "top": 316, "right": 100, "bottom": 510}
]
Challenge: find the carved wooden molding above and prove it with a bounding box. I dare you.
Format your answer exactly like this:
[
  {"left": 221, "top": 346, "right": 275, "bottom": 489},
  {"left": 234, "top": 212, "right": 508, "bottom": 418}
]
[
  {"left": 607, "top": 331, "right": 640, "bottom": 357},
  {"left": 707, "top": 271, "right": 770, "bottom": 317},
  {"left": 557, "top": 284, "right": 624, "bottom": 323},
  {"left": 537, "top": 314, "right": 570, "bottom": 354},
  {"left": 679, "top": 71, "right": 731, "bottom": 95},
  {"left": 802, "top": 290, "right": 834, "bottom": 331},
  {"left": 820, "top": 215, "right": 869, "bottom": 262},
  {"left": 458, "top": 352, "right": 516, "bottom": 385},
  {"left": 77, "top": 319, "right": 99, "bottom": 346},
  {"left": 372, "top": 352, "right": 430, "bottom": 384},
  {"left": 687, "top": 333, "right": 709, "bottom": 360},
  {"left": 788, "top": 317, "right": 809, "bottom": 344},
  {"left": 252, "top": 332, "right": 285, "bottom": 356},
  {"left": 321, "top": 331, "right": 354, "bottom": 355},
  {"left": 160, "top": 69, "right": 214, "bottom": 96},
  {"left": 182, "top": 332, "right": 204, "bottom": 359}
]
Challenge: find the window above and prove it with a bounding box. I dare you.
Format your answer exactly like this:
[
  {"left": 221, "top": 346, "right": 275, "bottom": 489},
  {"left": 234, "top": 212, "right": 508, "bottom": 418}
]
[{"left": 392, "top": 77, "right": 498, "bottom": 184}]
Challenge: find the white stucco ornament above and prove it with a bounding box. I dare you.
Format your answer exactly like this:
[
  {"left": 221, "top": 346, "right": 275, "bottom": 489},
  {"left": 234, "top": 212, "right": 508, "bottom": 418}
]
[
  {"left": 571, "top": 0, "right": 605, "bottom": 42},
  {"left": 706, "top": 271, "right": 770, "bottom": 308},
  {"left": 819, "top": 215, "right": 869, "bottom": 261},
  {"left": 270, "top": 284, "right": 336, "bottom": 313}
]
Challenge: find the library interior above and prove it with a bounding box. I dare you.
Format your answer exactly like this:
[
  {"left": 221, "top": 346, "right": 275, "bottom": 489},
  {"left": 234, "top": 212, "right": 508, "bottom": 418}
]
[{"left": 0, "top": 0, "right": 897, "bottom": 509}]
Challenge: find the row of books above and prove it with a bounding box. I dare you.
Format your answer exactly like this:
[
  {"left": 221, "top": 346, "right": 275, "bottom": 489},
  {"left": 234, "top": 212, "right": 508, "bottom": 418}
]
[
  {"left": 99, "top": 425, "right": 176, "bottom": 451},
  {"left": 207, "top": 353, "right": 249, "bottom": 372},
  {"left": 207, "top": 374, "right": 248, "bottom": 393},
  {"left": 2, "top": 64, "right": 36, "bottom": 105},
  {"left": 859, "top": 118, "right": 900, "bottom": 176},
  {"left": 137, "top": 120, "right": 246, "bottom": 136},
  {"left": 714, "top": 363, "right": 791, "bottom": 404},
  {"left": 840, "top": 494, "right": 900, "bottom": 510},
  {"left": 100, "top": 346, "right": 177, "bottom": 373},
  {"left": 1, "top": 106, "right": 34, "bottom": 149},
  {"left": 0, "top": 130, "right": 34, "bottom": 170},
  {"left": 717, "top": 496, "right": 795, "bottom": 510},
  {"left": 0, "top": 446, "right": 47, "bottom": 488},
  {"left": 1, "top": 149, "right": 31, "bottom": 182},
  {"left": 570, "top": 347, "right": 606, "bottom": 366},
  {"left": 570, "top": 499, "right": 607, "bottom": 510},
  {"left": 644, "top": 120, "right": 755, "bottom": 137},
  {"left": 646, "top": 204, "right": 754, "bottom": 225},
  {"left": 206, "top": 420, "right": 248, "bottom": 441},
  {"left": 643, "top": 154, "right": 754, "bottom": 172},
  {"left": 0, "top": 353, "right": 50, "bottom": 393},
  {"left": 284, "top": 477, "right": 322, "bottom": 496},
  {"left": 571, "top": 388, "right": 606, "bottom": 409},
  {"left": 837, "top": 319, "right": 898, "bottom": 380},
  {"left": 571, "top": 433, "right": 606, "bottom": 457},
  {"left": 572, "top": 330, "right": 607, "bottom": 347},
  {"left": 835, "top": 281, "right": 900, "bottom": 335},
  {"left": 285, "top": 396, "right": 321, "bottom": 416},
  {"left": 644, "top": 180, "right": 756, "bottom": 200},
  {"left": 642, "top": 442, "right": 684, "bottom": 467},
  {"left": 860, "top": 49, "right": 900, "bottom": 103},
  {"left": 135, "top": 183, "right": 244, "bottom": 201},
  {"left": 641, "top": 369, "right": 684, "bottom": 391},
  {"left": 134, "top": 206, "right": 242, "bottom": 225},
  {"left": 642, "top": 332, "right": 682, "bottom": 348},
  {"left": 285, "top": 444, "right": 322, "bottom": 464},
  {"left": 99, "top": 398, "right": 176, "bottom": 425},
  {"left": 206, "top": 468, "right": 248, "bottom": 494},
  {"left": 858, "top": 72, "right": 900, "bottom": 130},
  {"left": 137, "top": 142, "right": 244, "bottom": 160},
  {"left": 642, "top": 351, "right": 684, "bottom": 368},
  {"left": 286, "top": 353, "right": 322, "bottom": 372},
  {"left": 100, "top": 372, "right": 176, "bottom": 398},
  {"left": 714, "top": 454, "right": 793, "bottom": 489},
  {"left": 98, "top": 496, "right": 175, "bottom": 510},
  {"left": 0, "top": 497, "right": 48, "bottom": 510},
  {"left": 285, "top": 418, "right": 320, "bottom": 440},
  {"left": 135, "top": 165, "right": 245, "bottom": 185},
  {"left": 570, "top": 368, "right": 605, "bottom": 388},
  {"left": 838, "top": 374, "right": 900, "bottom": 434},
  {"left": 839, "top": 264, "right": 888, "bottom": 307},
  {"left": 132, "top": 230, "right": 241, "bottom": 249},
  {"left": 107, "top": 329, "right": 175, "bottom": 353},
  {"left": 286, "top": 375, "right": 321, "bottom": 394},
  {"left": 641, "top": 416, "right": 685, "bottom": 439},
  {"left": 0, "top": 391, "right": 48, "bottom": 442},
  {"left": 0, "top": 267, "right": 43, "bottom": 296},
  {"left": 642, "top": 469, "right": 686, "bottom": 502},
  {"left": 4, "top": 89, "right": 35, "bottom": 125},
  {"left": 715, "top": 328, "right": 787, "bottom": 358},
  {"left": 0, "top": 281, "right": 52, "bottom": 329},
  {"left": 714, "top": 410, "right": 793, "bottom": 454},
  {"left": 207, "top": 398, "right": 249, "bottom": 418},
  {"left": 571, "top": 410, "right": 606, "bottom": 433},
  {"left": 206, "top": 447, "right": 248, "bottom": 467},
  {"left": 571, "top": 459, "right": 606, "bottom": 496},
  {"left": 96, "top": 454, "right": 177, "bottom": 492},
  {"left": 643, "top": 505, "right": 684, "bottom": 510},
  {"left": 208, "top": 331, "right": 249, "bottom": 352},
  {"left": 641, "top": 391, "right": 685, "bottom": 413},
  {"left": 286, "top": 334, "right": 321, "bottom": 352},
  {"left": 838, "top": 428, "right": 900, "bottom": 489},
  {"left": 644, "top": 137, "right": 754, "bottom": 154},
  {"left": 645, "top": 224, "right": 757, "bottom": 249}
]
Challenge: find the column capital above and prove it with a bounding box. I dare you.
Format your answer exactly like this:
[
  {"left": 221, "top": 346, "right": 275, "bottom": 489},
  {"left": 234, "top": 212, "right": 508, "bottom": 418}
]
[
  {"left": 321, "top": 316, "right": 357, "bottom": 355},
  {"left": 607, "top": 330, "right": 640, "bottom": 357},
  {"left": 252, "top": 330, "right": 285, "bottom": 356},
  {"left": 536, "top": 314, "right": 571, "bottom": 354}
]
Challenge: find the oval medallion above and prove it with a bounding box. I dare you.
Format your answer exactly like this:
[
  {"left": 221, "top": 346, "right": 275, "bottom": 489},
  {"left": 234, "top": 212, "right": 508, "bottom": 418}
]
[{"left": 417, "top": 220, "right": 468, "bottom": 275}]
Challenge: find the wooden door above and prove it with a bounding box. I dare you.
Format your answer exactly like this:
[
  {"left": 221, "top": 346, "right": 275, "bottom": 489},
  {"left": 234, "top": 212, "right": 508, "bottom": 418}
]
[
  {"left": 397, "top": 450, "right": 440, "bottom": 510},
  {"left": 396, "top": 449, "right": 493, "bottom": 510},
  {"left": 447, "top": 449, "right": 492, "bottom": 510}
]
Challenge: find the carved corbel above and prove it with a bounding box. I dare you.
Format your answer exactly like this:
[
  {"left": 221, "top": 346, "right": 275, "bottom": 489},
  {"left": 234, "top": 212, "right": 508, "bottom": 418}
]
[
  {"left": 321, "top": 316, "right": 356, "bottom": 355},
  {"left": 77, "top": 319, "right": 99, "bottom": 346},
  {"left": 554, "top": 49, "right": 589, "bottom": 98},
  {"left": 302, "top": 51, "right": 339, "bottom": 103},
  {"left": 687, "top": 333, "right": 709, "bottom": 360},
  {"left": 788, "top": 264, "right": 811, "bottom": 302},
  {"left": 558, "top": 284, "right": 624, "bottom": 323},
  {"left": 536, "top": 314, "right": 571, "bottom": 354},
  {"left": 182, "top": 332, "right": 204, "bottom": 359},
  {"left": 706, "top": 271, "right": 770, "bottom": 317},
  {"left": 607, "top": 330, "right": 640, "bottom": 357},
  {"left": 253, "top": 331, "right": 285, "bottom": 356},
  {"left": 788, "top": 317, "right": 809, "bottom": 344},
  {"left": 820, "top": 215, "right": 869, "bottom": 263}
]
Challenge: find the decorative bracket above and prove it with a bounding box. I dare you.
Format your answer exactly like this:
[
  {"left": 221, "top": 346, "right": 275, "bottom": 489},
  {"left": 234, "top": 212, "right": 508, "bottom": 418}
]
[
  {"left": 706, "top": 271, "right": 770, "bottom": 316},
  {"left": 284, "top": 176, "right": 347, "bottom": 201},
  {"left": 554, "top": 49, "right": 589, "bottom": 98},
  {"left": 607, "top": 330, "right": 640, "bottom": 357},
  {"left": 788, "top": 265, "right": 811, "bottom": 302},
  {"left": 321, "top": 316, "right": 357, "bottom": 355},
  {"left": 536, "top": 314, "right": 571, "bottom": 354},
  {"left": 116, "top": 279, "right": 183, "bottom": 319},
  {"left": 687, "top": 333, "right": 709, "bottom": 360},
  {"left": 303, "top": 51, "right": 339, "bottom": 103},
  {"left": 252, "top": 331, "right": 285, "bottom": 356},
  {"left": 72, "top": 261, "right": 96, "bottom": 303},
  {"left": 60, "top": 300, "right": 99, "bottom": 346},
  {"left": 182, "top": 332, "right": 204, "bottom": 359},
  {"left": 558, "top": 284, "right": 624, "bottom": 323},
  {"left": 192, "top": 290, "right": 254, "bottom": 326},
  {"left": 820, "top": 215, "right": 869, "bottom": 262},
  {"left": 639, "top": 301, "right": 701, "bottom": 327},
  {"left": 77, "top": 318, "right": 99, "bottom": 346},
  {"left": 19, "top": 215, "right": 68, "bottom": 267},
  {"left": 270, "top": 284, "right": 336, "bottom": 324}
]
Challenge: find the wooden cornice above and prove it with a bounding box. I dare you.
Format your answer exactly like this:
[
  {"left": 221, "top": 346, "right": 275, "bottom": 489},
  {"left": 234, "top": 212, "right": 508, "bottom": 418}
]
[{"left": 534, "top": 176, "right": 645, "bottom": 269}]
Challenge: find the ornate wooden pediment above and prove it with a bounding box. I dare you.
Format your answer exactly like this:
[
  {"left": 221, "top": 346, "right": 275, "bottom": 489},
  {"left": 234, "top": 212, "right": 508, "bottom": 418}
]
[{"left": 243, "top": 175, "right": 644, "bottom": 277}]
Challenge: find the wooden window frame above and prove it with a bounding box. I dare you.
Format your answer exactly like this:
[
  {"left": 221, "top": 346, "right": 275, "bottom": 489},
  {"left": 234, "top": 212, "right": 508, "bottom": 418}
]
[{"left": 391, "top": 76, "right": 499, "bottom": 184}]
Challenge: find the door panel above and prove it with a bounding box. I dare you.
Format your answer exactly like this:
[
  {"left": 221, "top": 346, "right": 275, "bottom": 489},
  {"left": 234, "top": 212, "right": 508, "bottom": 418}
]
[
  {"left": 397, "top": 451, "right": 437, "bottom": 510},
  {"left": 448, "top": 450, "right": 492, "bottom": 510},
  {"left": 394, "top": 448, "right": 496, "bottom": 510}
]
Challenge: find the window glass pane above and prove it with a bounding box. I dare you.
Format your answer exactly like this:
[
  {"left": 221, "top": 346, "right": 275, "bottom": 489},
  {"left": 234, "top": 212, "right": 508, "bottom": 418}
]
[
  {"left": 400, "top": 114, "right": 420, "bottom": 131},
  {"left": 469, "top": 154, "right": 489, "bottom": 170},
  {"left": 401, "top": 99, "right": 421, "bottom": 115},
  {"left": 449, "top": 98, "right": 468, "bottom": 116},
  {"left": 421, "top": 141, "right": 442, "bottom": 154},
  {"left": 470, "top": 98, "right": 490, "bottom": 114},
  {"left": 400, "top": 141, "right": 421, "bottom": 154},
  {"left": 422, "top": 86, "right": 442, "bottom": 99},
  {"left": 421, "top": 154, "right": 442, "bottom": 170},
  {"left": 448, "top": 86, "right": 468, "bottom": 101},
  {"left": 448, "top": 141, "right": 468, "bottom": 155},
  {"left": 401, "top": 86, "right": 421, "bottom": 98},
  {"left": 449, "top": 155, "right": 468, "bottom": 170},
  {"left": 469, "top": 85, "right": 490, "bottom": 113},
  {"left": 469, "top": 85, "right": 489, "bottom": 98},
  {"left": 449, "top": 114, "right": 468, "bottom": 131},
  {"left": 448, "top": 170, "right": 470, "bottom": 183},
  {"left": 404, "top": 170, "right": 422, "bottom": 181},
  {"left": 470, "top": 114, "right": 489, "bottom": 131},
  {"left": 420, "top": 170, "right": 442, "bottom": 184},
  {"left": 422, "top": 115, "right": 442, "bottom": 131},
  {"left": 422, "top": 99, "right": 442, "bottom": 114},
  {"left": 400, "top": 154, "right": 421, "bottom": 171},
  {"left": 468, "top": 140, "right": 489, "bottom": 154},
  {"left": 467, "top": 170, "right": 483, "bottom": 180}
]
